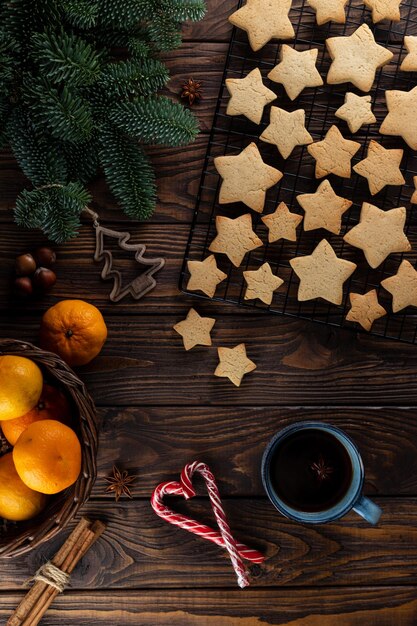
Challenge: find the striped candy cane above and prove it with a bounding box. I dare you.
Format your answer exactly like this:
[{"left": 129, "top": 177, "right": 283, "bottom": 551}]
[{"left": 151, "top": 461, "right": 264, "bottom": 588}]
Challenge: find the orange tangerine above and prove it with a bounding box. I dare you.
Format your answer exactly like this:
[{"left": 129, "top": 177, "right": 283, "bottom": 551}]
[
  {"left": 0, "top": 453, "right": 47, "bottom": 521},
  {"left": 0, "top": 355, "right": 43, "bottom": 421}
]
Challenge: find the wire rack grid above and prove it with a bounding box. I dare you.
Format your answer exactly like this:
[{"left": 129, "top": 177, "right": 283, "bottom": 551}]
[{"left": 180, "top": 0, "right": 417, "bottom": 343}]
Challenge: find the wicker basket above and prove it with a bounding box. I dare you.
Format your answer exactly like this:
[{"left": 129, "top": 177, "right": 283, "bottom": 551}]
[{"left": 0, "top": 339, "right": 99, "bottom": 558}]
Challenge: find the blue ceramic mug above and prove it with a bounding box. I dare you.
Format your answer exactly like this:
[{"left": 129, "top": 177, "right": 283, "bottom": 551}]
[{"left": 261, "top": 422, "right": 382, "bottom": 525}]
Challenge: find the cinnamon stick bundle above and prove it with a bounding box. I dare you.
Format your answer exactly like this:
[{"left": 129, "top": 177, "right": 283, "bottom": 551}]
[{"left": 8, "top": 516, "right": 106, "bottom": 626}]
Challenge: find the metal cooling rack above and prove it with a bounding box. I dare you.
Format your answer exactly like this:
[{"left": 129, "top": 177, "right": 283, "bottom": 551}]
[{"left": 180, "top": 0, "right": 417, "bottom": 343}]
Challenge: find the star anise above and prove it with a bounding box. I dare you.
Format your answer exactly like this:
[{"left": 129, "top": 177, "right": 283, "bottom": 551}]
[
  {"left": 310, "top": 455, "right": 334, "bottom": 483},
  {"left": 181, "top": 78, "right": 202, "bottom": 106},
  {"left": 104, "top": 466, "right": 137, "bottom": 502}
]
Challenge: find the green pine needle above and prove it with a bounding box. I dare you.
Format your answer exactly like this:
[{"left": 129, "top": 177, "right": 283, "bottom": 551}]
[{"left": 99, "top": 59, "right": 169, "bottom": 97}]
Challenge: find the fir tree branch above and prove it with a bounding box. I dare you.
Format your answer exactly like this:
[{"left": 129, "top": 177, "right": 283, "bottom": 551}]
[
  {"left": 99, "top": 59, "right": 169, "bottom": 98},
  {"left": 61, "top": 0, "right": 99, "bottom": 29}
]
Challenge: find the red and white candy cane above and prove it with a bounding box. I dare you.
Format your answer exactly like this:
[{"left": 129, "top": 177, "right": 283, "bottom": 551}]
[{"left": 151, "top": 461, "right": 264, "bottom": 588}]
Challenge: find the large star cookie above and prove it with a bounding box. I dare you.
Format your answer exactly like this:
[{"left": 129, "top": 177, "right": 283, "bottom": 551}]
[
  {"left": 297, "top": 179, "right": 352, "bottom": 235},
  {"left": 343, "top": 202, "right": 411, "bottom": 268},
  {"left": 379, "top": 86, "right": 417, "bottom": 150},
  {"left": 214, "top": 343, "right": 257, "bottom": 387},
  {"left": 290, "top": 239, "right": 356, "bottom": 305},
  {"left": 226, "top": 68, "right": 277, "bottom": 124},
  {"left": 326, "top": 24, "right": 393, "bottom": 92},
  {"left": 381, "top": 260, "right": 417, "bottom": 312},
  {"left": 260, "top": 107, "right": 313, "bottom": 159},
  {"left": 261, "top": 202, "right": 303, "bottom": 242},
  {"left": 187, "top": 255, "right": 227, "bottom": 298},
  {"left": 228, "top": 0, "right": 294, "bottom": 52},
  {"left": 364, "top": 0, "right": 402, "bottom": 22},
  {"left": 307, "top": 0, "right": 348, "bottom": 24},
  {"left": 346, "top": 290, "right": 387, "bottom": 331},
  {"left": 209, "top": 213, "right": 263, "bottom": 267},
  {"left": 353, "top": 140, "right": 404, "bottom": 195},
  {"left": 335, "top": 92, "right": 376, "bottom": 133},
  {"left": 173, "top": 308, "right": 216, "bottom": 351},
  {"left": 214, "top": 142, "right": 283, "bottom": 213},
  {"left": 307, "top": 125, "right": 360, "bottom": 179},
  {"left": 243, "top": 262, "right": 284, "bottom": 304},
  {"left": 267, "top": 45, "right": 323, "bottom": 101},
  {"left": 401, "top": 36, "right": 417, "bottom": 71}
]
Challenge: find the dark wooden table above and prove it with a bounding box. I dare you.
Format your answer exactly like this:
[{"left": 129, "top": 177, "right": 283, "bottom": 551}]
[{"left": 2, "top": 2, "right": 417, "bottom": 624}]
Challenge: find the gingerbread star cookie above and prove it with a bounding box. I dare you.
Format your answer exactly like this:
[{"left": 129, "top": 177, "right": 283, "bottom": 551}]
[
  {"left": 307, "top": 0, "right": 348, "bottom": 24},
  {"left": 381, "top": 260, "right": 417, "bottom": 312},
  {"left": 297, "top": 179, "right": 352, "bottom": 235},
  {"left": 260, "top": 107, "right": 313, "bottom": 159},
  {"left": 228, "top": 0, "right": 294, "bottom": 52},
  {"left": 209, "top": 213, "right": 263, "bottom": 267},
  {"left": 346, "top": 290, "right": 387, "bottom": 331},
  {"left": 214, "top": 343, "right": 257, "bottom": 387},
  {"left": 226, "top": 68, "right": 277, "bottom": 124},
  {"left": 174, "top": 308, "right": 216, "bottom": 351},
  {"left": 401, "top": 36, "right": 417, "bottom": 71},
  {"left": 353, "top": 140, "right": 404, "bottom": 196},
  {"left": 364, "top": 0, "right": 402, "bottom": 22},
  {"left": 335, "top": 92, "right": 377, "bottom": 133},
  {"left": 307, "top": 125, "right": 360, "bottom": 179},
  {"left": 290, "top": 239, "right": 356, "bottom": 305},
  {"left": 214, "top": 142, "right": 283, "bottom": 213},
  {"left": 411, "top": 176, "right": 417, "bottom": 204},
  {"left": 243, "top": 262, "right": 284, "bottom": 304},
  {"left": 380, "top": 86, "right": 417, "bottom": 150},
  {"left": 267, "top": 45, "right": 323, "bottom": 101},
  {"left": 326, "top": 24, "right": 393, "bottom": 92},
  {"left": 343, "top": 202, "right": 411, "bottom": 269},
  {"left": 261, "top": 202, "right": 303, "bottom": 243},
  {"left": 187, "top": 255, "right": 227, "bottom": 298}
]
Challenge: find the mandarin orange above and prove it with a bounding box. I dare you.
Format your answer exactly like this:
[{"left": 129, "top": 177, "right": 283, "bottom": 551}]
[
  {"left": 0, "top": 355, "right": 43, "bottom": 421},
  {"left": 0, "top": 453, "right": 47, "bottom": 521}
]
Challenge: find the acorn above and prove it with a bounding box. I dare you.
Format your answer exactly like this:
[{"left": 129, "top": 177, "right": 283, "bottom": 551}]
[
  {"left": 33, "top": 247, "right": 56, "bottom": 268},
  {"left": 15, "top": 253, "right": 36, "bottom": 276},
  {"left": 33, "top": 267, "right": 57, "bottom": 293},
  {"left": 14, "top": 276, "right": 34, "bottom": 298}
]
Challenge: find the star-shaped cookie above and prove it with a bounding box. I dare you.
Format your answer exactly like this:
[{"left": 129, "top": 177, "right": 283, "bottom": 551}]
[
  {"left": 411, "top": 176, "right": 417, "bottom": 204},
  {"left": 380, "top": 86, "right": 417, "bottom": 150},
  {"left": 364, "top": 0, "right": 402, "bottom": 22},
  {"left": 214, "top": 142, "right": 283, "bottom": 213},
  {"left": 260, "top": 107, "right": 313, "bottom": 159},
  {"left": 353, "top": 140, "right": 404, "bottom": 195},
  {"left": 343, "top": 202, "right": 411, "bottom": 269},
  {"left": 326, "top": 24, "right": 393, "bottom": 92},
  {"left": 381, "top": 260, "right": 417, "bottom": 312},
  {"left": 261, "top": 202, "right": 303, "bottom": 242},
  {"left": 228, "top": 0, "right": 295, "bottom": 52},
  {"left": 187, "top": 255, "right": 227, "bottom": 298},
  {"left": 243, "top": 262, "right": 284, "bottom": 304},
  {"left": 209, "top": 213, "right": 263, "bottom": 267},
  {"left": 401, "top": 36, "right": 417, "bottom": 71},
  {"left": 335, "top": 92, "right": 377, "bottom": 133},
  {"left": 307, "top": 125, "right": 360, "bottom": 179},
  {"left": 297, "top": 179, "right": 352, "bottom": 235},
  {"left": 214, "top": 343, "right": 257, "bottom": 387},
  {"left": 307, "top": 0, "right": 348, "bottom": 24},
  {"left": 173, "top": 308, "right": 216, "bottom": 351},
  {"left": 226, "top": 68, "right": 277, "bottom": 124},
  {"left": 267, "top": 45, "right": 323, "bottom": 101},
  {"left": 290, "top": 239, "right": 356, "bottom": 305},
  {"left": 346, "top": 290, "right": 387, "bottom": 331}
]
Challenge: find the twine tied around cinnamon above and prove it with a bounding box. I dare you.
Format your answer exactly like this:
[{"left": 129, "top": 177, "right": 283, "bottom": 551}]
[{"left": 27, "top": 562, "right": 70, "bottom": 592}]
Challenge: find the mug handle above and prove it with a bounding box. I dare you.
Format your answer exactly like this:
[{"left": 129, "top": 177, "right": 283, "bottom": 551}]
[{"left": 353, "top": 495, "right": 382, "bottom": 525}]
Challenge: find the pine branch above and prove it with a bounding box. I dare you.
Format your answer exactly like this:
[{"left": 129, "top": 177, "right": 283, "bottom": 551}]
[
  {"left": 159, "top": 0, "right": 206, "bottom": 22},
  {"left": 147, "top": 14, "right": 182, "bottom": 51},
  {"left": 99, "top": 59, "right": 169, "bottom": 97},
  {"left": 61, "top": 0, "right": 99, "bottom": 29},
  {"left": 61, "top": 137, "right": 100, "bottom": 184}
]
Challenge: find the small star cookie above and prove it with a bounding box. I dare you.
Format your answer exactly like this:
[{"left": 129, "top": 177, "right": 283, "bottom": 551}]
[
  {"left": 353, "top": 140, "right": 404, "bottom": 195},
  {"left": 307, "top": 0, "right": 348, "bottom": 25},
  {"left": 380, "top": 86, "right": 417, "bottom": 150},
  {"left": 243, "top": 262, "right": 284, "bottom": 304},
  {"left": 228, "top": 0, "right": 294, "bottom": 52},
  {"left": 401, "top": 36, "right": 417, "bottom": 71},
  {"left": 343, "top": 202, "right": 411, "bottom": 269},
  {"left": 187, "top": 255, "right": 227, "bottom": 298},
  {"left": 381, "top": 260, "right": 417, "bottom": 312},
  {"left": 267, "top": 45, "right": 323, "bottom": 101},
  {"left": 346, "top": 290, "right": 387, "bottom": 331},
  {"left": 290, "top": 239, "right": 356, "bottom": 305},
  {"left": 335, "top": 92, "right": 376, "bottom": 133},
  {"left": 307, "top": 125, "right": 360, "bottom": 179},
  {"left": 411, "top": 176, "right": 417, "bottom": 204},
  {"left": 173, "top": 308, "right": 216, "bottom": 351},
  {"left": 364, "top": 0, "right": 402, "bottom": 22},
  {"left": 260, "top": 107, "right": 313, "bottom": 159},
  {"left": 214, "top": 343, "right": 257, "bottom": 387},
  {"left": 214, "top": 142, "right": 283, "bottom": 213},
  {"left": 209, "top": 213, "right": 263, "bottom": 267},
  {"left": 326, "top": 24, "right": 393, "bottom": 92},
  {"left": 261, "top": 202, "right": 303, "bottom": 243},
  {"left": 297, "top": 179, "right": 352, "bottom": 235},
  {"left": 226, "top": 68, "right": 277, "bottom": 124}
]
